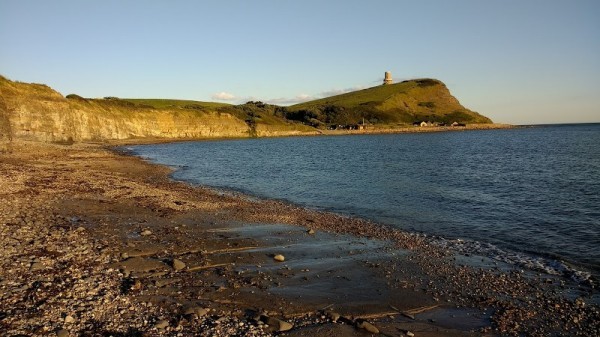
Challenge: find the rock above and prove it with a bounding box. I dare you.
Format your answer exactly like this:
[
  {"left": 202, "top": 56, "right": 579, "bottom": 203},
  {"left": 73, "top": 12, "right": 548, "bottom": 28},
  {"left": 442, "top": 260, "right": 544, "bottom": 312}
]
[
  {"left": 339, "top": 315, "right": 354, "bottom": 324},
  {"left": 120, "top": 252, "right": 129, "bottom": 259},
  {"left": 30, "top": 262, "right": 44, "bottom": 271},
  {"left": 307, "top": 228, "right": 315, "bottom": 235},
  {"left": 154, "top": 278, "right": 180, "bottom": 287},
  {"left": 195, "top": 308, "right": 209, "bottom": 317},
  {"left": 64, "top": 315, "right": 75, "bottom": 324},
  {"left": 183, "top": 306, "right": 209, "bottom": 318},
  {"left": 327, "top": 311, "right": 341, "bottom": 322},
  {"left": 131, "top": 279, "right": 142, "bottom": 291},
  {"left": 154, "top": 319, "right": 169, "bottom": 329},
  {"left": 56, "top": 329, "right": 69, "bottom": 337},
  {"left": 273, "top": 254, "right": 285, "bottom": 262},
  {"left": 405, "top": 331, "right": 415, "bottom": 337},
  {"left": 356, "top": 320, "right": 379, "bottom": 334},
  {"left": 265, "top": 316, "right": 293, "bottom": 332},
  {"left": 172, "top": 258, "right": 186, "bottom": 271},
  {"left": 118, "top": 257, "right": 168, "bottom": 272},
  {"left": 140, "top": 230, "right": 152, "bottom": 236}
]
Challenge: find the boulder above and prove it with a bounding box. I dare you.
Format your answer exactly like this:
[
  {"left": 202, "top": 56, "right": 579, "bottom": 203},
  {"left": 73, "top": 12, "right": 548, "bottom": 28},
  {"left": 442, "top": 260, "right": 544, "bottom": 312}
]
[
  {"left": 356, "top": 320, "right": 379, "bottom": 334},
  {"left": 265, "top": 316, "right": 293, "bottom": 332},
  {"left": 56, "top": 329, "right": 69, "bottom": 337},
  {"left": 172, "top": 258, "right": 186, "bottom": 271},
  {"left": 154, "top": 320, "right": 169, "bottom": 329},
  {"left": 183, "top": 306, "right": 209, "bottom": 318}
]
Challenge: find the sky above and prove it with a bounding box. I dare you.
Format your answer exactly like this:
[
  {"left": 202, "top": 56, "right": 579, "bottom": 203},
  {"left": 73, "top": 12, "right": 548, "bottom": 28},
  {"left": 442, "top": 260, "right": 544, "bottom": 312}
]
[{"left": 1, "top": 0, "right": 598, "bottom": 124}]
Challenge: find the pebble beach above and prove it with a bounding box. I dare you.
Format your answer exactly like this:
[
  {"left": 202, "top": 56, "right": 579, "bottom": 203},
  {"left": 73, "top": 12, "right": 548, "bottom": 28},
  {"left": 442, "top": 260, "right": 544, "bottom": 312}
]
[{"left": 1, "top": 140, "right": 598, "bottom": 336}]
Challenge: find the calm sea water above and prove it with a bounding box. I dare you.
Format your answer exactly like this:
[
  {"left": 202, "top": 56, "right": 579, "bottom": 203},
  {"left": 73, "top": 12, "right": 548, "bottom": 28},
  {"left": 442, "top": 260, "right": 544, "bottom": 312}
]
[{"left": 129, "top": 124, "right": 600, "bottom": 283}]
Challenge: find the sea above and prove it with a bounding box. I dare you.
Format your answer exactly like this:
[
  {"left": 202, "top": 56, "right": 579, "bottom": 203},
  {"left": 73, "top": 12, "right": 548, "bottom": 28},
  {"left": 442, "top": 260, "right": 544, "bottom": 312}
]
[{"left": 128, "top": 124, "right": 600, "bottom": 285}]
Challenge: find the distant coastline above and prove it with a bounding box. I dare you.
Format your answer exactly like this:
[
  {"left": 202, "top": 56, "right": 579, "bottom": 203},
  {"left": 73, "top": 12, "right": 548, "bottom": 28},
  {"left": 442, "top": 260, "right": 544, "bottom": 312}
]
[
  {"left": 518, "top": 122, "right": 600, "bottom": 127},
  {"left": 103, "top": 123, "right": 516, "bottom": 147},
  {"left": 1, "top": 75, "right": 503, "bottom": 146}
]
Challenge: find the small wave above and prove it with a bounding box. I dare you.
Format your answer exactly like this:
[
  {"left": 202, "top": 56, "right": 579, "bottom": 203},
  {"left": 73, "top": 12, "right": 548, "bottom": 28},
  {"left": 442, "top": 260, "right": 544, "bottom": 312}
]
[{"left": 433, "top": 237, "right": 594, "bottom": 286}]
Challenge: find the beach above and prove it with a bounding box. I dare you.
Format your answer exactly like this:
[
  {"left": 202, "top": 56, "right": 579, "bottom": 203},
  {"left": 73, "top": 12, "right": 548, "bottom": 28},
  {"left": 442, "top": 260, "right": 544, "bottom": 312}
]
[{"left": 1, "top": 140, "right": 598, "bottom": 337}]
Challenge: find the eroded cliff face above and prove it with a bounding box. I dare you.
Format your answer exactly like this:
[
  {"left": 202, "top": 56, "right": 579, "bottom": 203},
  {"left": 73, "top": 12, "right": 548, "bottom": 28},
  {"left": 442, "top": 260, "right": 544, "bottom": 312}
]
[{"left": 0, "top": 77, "right": 258, "bottom": 143}]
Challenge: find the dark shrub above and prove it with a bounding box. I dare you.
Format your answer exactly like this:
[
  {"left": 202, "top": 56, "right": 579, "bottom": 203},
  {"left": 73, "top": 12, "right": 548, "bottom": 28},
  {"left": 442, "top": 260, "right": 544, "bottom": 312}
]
[
  {"left": 415, "top": 79, "right": 440, "bottom": 87},
  {"left": 418, "top": 102, "right": 435, "bottom": 108},
  {"left": 66, "top": 94, "right": 86, "bottom": 101}
]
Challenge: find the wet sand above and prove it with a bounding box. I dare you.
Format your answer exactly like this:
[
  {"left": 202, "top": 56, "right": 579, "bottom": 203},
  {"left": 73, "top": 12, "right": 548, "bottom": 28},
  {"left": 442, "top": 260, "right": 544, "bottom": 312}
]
[{"left": 0, "top": 140, "right": 598, "bottom": 336}]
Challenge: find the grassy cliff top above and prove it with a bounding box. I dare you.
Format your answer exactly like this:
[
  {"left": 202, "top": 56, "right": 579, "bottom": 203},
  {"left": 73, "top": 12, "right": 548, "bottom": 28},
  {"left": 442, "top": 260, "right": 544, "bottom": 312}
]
[
  {"left": 1, "top": 74, "right": 493, "bottom": 130},
  {"left": 121, "top": 98, "right": 231, "bottom": 110},
  {"left": 290, "top": 79, "right": 442, "bottom": 110},
  {"left": 287, "top": 78, "right": 492, "bottom": 125}
]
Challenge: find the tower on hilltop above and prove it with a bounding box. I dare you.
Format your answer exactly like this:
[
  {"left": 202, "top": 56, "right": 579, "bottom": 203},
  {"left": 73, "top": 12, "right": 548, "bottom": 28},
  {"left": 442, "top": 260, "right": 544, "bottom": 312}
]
[{"left": 383, "top": 71, "right": 393, "bottom": 85}]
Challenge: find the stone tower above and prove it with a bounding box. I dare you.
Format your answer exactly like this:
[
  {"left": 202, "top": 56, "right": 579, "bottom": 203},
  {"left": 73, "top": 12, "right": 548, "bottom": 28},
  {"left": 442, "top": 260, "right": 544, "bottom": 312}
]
[{"left": 383, "top": 71, "right": 393, "bottom": 85}]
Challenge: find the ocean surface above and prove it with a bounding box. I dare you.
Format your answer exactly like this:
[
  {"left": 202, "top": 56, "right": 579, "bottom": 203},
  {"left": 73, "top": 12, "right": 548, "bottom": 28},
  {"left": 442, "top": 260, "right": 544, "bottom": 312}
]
[{"left": 129, "top": 124, "right": 600, "bottom": 284}]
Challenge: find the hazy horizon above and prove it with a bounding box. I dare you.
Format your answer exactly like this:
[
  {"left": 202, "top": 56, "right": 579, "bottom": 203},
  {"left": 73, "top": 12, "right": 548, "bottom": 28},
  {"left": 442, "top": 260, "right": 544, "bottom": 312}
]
[{"left": 1, "top": 0, "right": 598, "bottom": 125}]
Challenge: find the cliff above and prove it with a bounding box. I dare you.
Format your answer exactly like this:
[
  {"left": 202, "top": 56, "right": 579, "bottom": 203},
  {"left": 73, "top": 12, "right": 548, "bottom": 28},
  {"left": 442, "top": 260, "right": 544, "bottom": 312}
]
[
  {"left": 0, "top": 76, "right": 494, "bottom": 146},
  {"left": 0, "top": 76, "right": 315, "bottom": 144}
]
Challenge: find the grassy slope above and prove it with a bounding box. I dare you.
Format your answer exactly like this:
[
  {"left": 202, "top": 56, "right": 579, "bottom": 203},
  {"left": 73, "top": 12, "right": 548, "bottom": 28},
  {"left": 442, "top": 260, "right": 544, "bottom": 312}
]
[
  {"left": 122, "top": 98, "right": 230, "bottom": 110},
  {"left": 292, "top": 80, "right": 420, "bottom": 110},
  {"left": 289, "top": 79, "right": 492, "bottom": 125}
]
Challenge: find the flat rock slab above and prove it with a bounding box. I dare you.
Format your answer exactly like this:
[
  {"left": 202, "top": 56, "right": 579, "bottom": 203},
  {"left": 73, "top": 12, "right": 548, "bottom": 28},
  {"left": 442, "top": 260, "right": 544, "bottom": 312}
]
[
  {"left": 286, "top": 320, "right": 477, "bottom": 337},
  {"left": 116, "top": 257, "right": 168, "bottom": 272},
  {"left": 122, "top": 244, "right": 164, "bottom": 257},
  {"left": 284, "top": 323, "right": 367, "bottom": 337},
  {"left": 154, "top": 278, "right": 181, "bottom": 288}
]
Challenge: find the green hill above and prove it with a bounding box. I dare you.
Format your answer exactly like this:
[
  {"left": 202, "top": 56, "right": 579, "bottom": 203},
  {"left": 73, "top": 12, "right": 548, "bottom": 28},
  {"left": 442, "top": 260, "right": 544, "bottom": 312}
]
[{"left": 287, "top": 79, "right": 492, "bottom": 126}]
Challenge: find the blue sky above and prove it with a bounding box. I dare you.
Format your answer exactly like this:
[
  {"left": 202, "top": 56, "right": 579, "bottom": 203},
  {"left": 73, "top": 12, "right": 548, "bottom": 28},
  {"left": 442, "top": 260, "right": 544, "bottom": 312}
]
[{"left": 1, "top": 0, "right": 598, "bottom": 124}]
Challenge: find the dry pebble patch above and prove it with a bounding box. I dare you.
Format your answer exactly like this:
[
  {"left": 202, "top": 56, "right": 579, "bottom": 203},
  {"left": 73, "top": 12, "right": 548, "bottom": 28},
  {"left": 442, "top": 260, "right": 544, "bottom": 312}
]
[{"left": 0, "top": 206, "right": 282, "bottom": 336}]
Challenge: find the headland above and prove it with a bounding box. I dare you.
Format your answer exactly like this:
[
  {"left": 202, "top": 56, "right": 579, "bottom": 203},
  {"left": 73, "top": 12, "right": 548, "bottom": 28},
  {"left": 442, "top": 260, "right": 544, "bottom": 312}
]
[{"left": 0, "top": 75, "right": 510, "bottom": 147}]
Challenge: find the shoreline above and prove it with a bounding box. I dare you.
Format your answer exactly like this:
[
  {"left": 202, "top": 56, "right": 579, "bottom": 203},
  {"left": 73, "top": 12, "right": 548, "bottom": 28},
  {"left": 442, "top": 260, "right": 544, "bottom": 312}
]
[
  {"left": 1, "top": 140, "right": 598, "bottom": 336},
  {"left": 123, "top": 141, "right": 600, "bottom": 288},
  {"left": 102, "top": 123, "right": 517, "bottom": 146},
  {"left": 122, "top": 124, "right": 599, "bottom": 287}
]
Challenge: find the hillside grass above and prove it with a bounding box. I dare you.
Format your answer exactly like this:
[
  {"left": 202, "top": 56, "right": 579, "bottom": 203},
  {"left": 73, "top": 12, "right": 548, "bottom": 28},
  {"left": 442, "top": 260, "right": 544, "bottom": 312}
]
[
  {"left": 122, "top": 98, "right": 231, "bottom": 110},
  {"left": 290, "top": 80, "right": 426, "bottom": 110},
  {"left": 73, "top": 98, "right": 232, "bottom": 118},
  {"left": 287, "top": 78, "right": 492, "bottom": 125}
]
